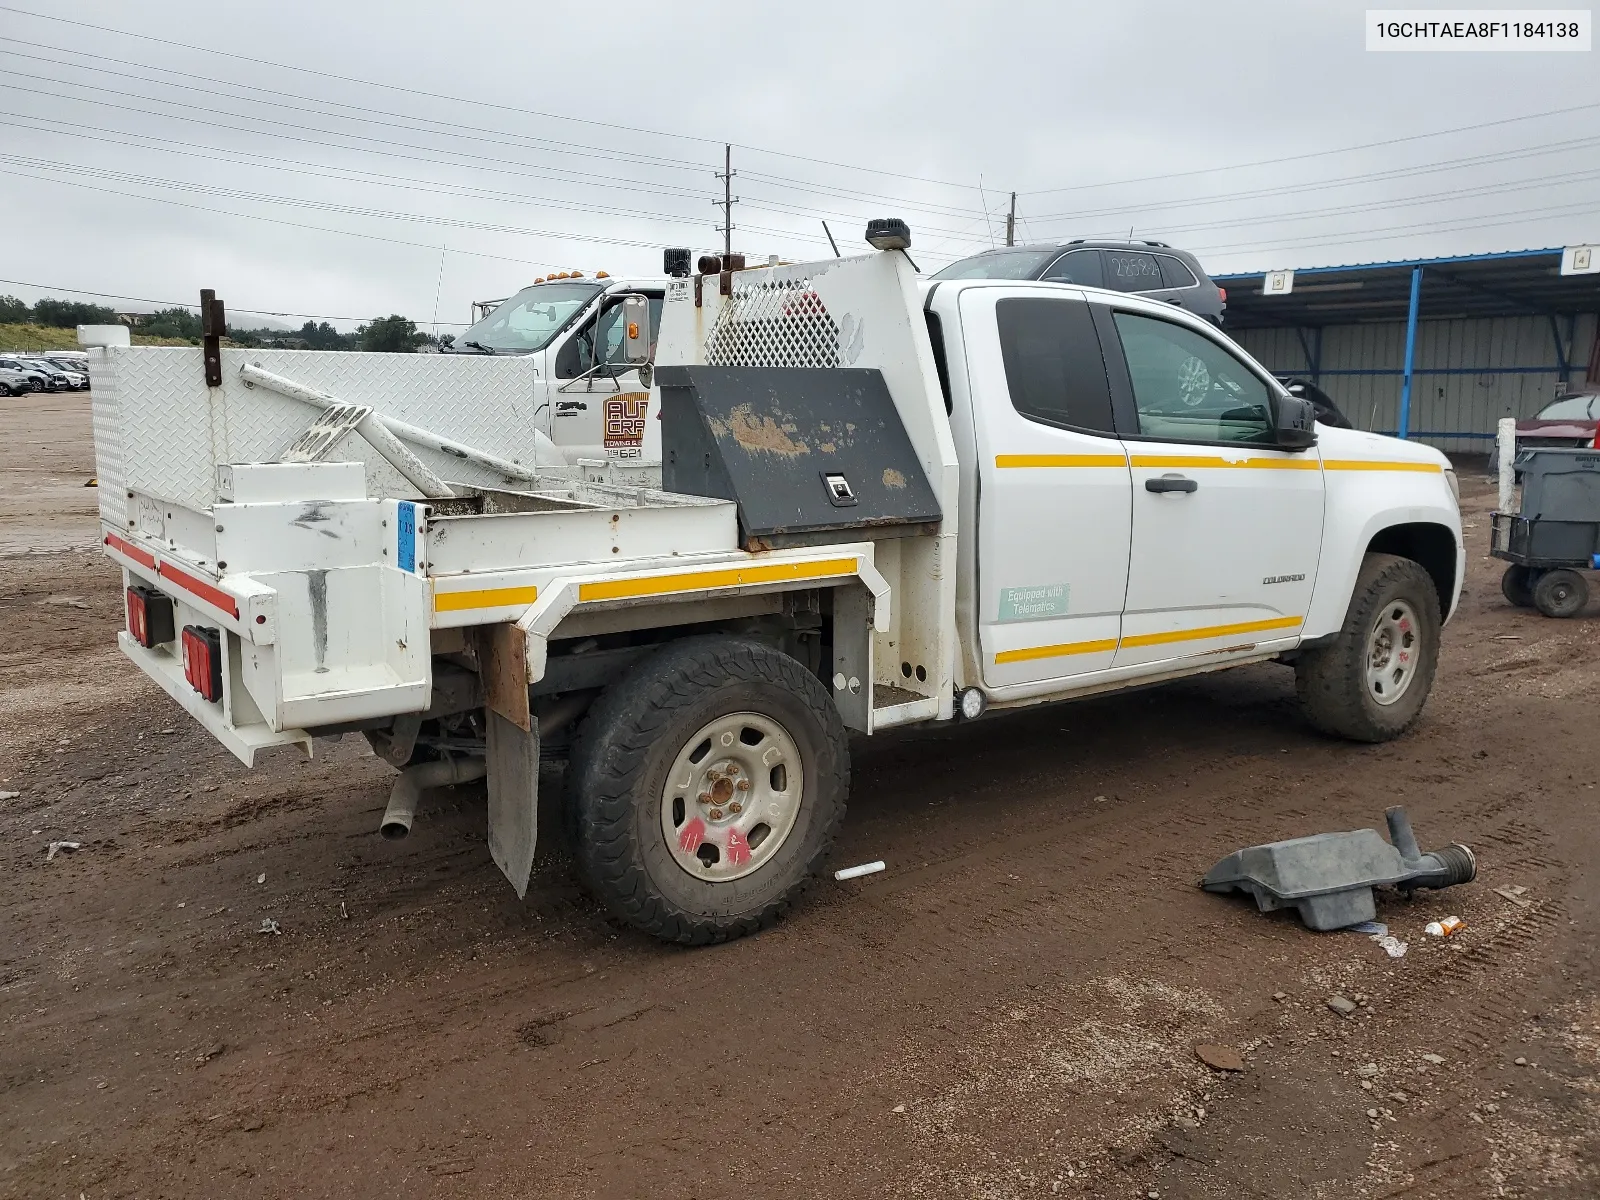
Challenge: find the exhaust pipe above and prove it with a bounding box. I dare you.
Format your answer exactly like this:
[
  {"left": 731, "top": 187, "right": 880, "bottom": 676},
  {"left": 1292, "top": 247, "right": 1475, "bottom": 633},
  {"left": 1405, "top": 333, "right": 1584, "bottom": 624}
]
[{"left": 379, "top": 755, "right": 487, "bottom": 840}]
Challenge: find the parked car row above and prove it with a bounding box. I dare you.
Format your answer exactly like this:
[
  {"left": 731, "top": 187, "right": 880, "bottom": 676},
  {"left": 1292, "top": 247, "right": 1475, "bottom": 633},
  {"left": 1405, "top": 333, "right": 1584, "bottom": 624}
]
[{"left": 0, "top": 354, "right": 90, "bottom": 394}]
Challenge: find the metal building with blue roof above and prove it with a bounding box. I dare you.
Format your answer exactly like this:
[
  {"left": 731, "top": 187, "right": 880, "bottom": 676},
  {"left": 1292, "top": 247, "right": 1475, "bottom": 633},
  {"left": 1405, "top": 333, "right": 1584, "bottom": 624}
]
[{"left": 1213, "top": 246, "right": 1600, "bottom": 452}]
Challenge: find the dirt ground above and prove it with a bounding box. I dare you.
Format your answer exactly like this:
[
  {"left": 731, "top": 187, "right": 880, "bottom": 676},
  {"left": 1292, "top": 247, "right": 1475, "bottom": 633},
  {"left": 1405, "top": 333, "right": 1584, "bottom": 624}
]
[{"left": 2, "top": 390, "right": 1598, "bottom": 1199}]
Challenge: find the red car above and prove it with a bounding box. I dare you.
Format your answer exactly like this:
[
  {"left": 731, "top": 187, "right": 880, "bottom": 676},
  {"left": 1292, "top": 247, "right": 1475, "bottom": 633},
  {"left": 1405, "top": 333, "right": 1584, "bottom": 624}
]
[{"left": 1516, "top": 391, "right": 1600, "bottom": 448}]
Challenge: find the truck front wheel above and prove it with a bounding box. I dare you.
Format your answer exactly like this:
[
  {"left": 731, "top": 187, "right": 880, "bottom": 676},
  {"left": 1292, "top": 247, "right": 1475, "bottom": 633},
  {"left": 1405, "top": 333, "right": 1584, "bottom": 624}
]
[
  {"left": 567, "top": 636, "right": 849, "bottom": 945},
  {"left": 1295, "top": 553, "right": 1441, "bottom": 743}
]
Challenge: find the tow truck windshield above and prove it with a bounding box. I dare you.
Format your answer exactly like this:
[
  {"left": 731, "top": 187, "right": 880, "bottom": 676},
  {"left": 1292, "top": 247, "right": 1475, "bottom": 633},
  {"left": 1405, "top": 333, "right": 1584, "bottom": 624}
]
[{"left": 453, "top": 281, "right": 601, "bottom": 353}]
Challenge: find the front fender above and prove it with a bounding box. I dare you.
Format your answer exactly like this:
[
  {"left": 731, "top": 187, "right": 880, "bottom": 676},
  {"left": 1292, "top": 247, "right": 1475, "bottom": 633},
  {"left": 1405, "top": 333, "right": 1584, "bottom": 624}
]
[{"left": 1303, "top": 496, "right": 1463, "bottom": 640}]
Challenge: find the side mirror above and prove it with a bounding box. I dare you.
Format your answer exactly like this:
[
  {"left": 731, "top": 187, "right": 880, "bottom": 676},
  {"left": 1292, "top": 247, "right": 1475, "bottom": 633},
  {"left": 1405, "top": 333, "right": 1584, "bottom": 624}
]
[
  {"left": 1275, "top": 391, "right": 1317, "bottom": 449},
  {"left": 621, "top": 295, "right": 650, "bottom": 365}
]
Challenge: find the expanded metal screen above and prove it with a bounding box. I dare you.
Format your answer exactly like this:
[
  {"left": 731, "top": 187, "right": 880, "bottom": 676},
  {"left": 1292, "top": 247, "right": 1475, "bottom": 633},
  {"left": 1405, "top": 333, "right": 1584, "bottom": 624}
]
[{"left": 703, "top": 277, "right": 841, "bottom": 369}]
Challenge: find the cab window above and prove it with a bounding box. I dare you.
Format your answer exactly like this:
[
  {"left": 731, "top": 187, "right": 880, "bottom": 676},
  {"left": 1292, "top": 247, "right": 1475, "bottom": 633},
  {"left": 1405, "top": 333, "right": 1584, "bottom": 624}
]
[
  {"left": 556, "top": 294, "right": 664, "bottom": 379},
  {"left": 1112, "top": 312, "right": 1273, "bottom": 444}
]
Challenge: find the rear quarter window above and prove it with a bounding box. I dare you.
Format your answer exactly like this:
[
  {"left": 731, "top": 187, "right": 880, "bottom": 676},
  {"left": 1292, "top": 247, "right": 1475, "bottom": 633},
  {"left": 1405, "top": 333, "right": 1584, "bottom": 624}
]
[
  {"left": 1042, "top": 250, "right": 1104, "bottom": 288},
  {"left": 1158, "top": 256, "right": 1199, "bottom": 288},
  {"left": 1104, "top": 251, "right": 1163, "bottom": 292},
  {"left": 995, "top": 297, "right": 1115, "bottom": 434}
]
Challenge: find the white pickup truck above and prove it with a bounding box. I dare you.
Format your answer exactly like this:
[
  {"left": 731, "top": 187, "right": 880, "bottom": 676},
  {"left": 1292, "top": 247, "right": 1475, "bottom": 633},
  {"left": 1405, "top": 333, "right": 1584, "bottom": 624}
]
[{"left": 84, "top": 236, "right": 1463, "bottom": 945}]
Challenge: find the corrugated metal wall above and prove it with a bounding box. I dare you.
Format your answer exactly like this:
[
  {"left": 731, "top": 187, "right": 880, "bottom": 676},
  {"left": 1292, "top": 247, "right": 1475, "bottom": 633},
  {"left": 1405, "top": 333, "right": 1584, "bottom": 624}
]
[{"left": 1234, "top": 312, "right": 1599, "bottom": 451}]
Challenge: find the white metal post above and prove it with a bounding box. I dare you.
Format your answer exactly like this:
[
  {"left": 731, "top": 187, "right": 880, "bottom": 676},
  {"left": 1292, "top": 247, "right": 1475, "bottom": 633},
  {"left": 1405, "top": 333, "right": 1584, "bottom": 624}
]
[{"left": 1496, "top": 416, "right": 1517, "bottom": 513}]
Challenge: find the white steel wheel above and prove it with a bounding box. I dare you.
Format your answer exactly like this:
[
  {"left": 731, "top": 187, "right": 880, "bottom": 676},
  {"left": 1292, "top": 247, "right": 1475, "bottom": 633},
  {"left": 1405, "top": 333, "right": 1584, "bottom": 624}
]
[
  {"left": 1365, "top": 599, "right": 1420, "bottom": 706},
  {"left": 661, "top": 712, "right": 804, "bottom": 882},
  {"left": 567, "top": 635, "right": 849, "bottom": 945}
]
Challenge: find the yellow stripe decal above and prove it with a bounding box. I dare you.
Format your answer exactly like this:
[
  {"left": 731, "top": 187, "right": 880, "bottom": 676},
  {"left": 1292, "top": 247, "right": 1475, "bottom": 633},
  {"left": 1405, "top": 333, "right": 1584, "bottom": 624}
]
[
  {"left": 996, "top": 616, "right": 1302, "bottom": 664},
  {"left": 995, "top": 638, "right": 1118, "bottom": 664},
  {"left": 1130, "top": 454, "right": 1318, "bottom": 471},
  {"left": 995, "top": 454, "right": 1126, "bottom": 469},
  {"left": 433, "top": 584, "right": 540, "bottom": 613},
  {"left": 1323, "top": 459, "right": 1443, "bottom": 473},
  {"left": 578, "top": 557, "right": 858, "bottom": 603},
  {"left": 1120, "top": 615, "right": 1303, "bottom": 648}
]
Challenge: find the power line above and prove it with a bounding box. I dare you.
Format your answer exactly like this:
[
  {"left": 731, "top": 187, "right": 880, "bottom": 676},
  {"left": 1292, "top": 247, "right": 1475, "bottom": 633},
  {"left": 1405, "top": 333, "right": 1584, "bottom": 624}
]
[
  {"left": 1076, "top": 168, "right": 1600, "bottom": 242},
  {"left": 0, "top": 7, "right": 997, "bottom": 194},
  {"left": 0, "top": 63, "right": 710, "bottom": 177},
  {"left": 0, "top": 40, "right": 995, "bottom": 220},
  {"left": 1183, "top": 197, "right": 1600, "bottom": 260},
  {"left": 3, "top": 87, "right": 999, "bottom": 248},
  {"left": 1024, "top": 133, "right": 1600, "bottom": 228},
  {"left": 2, "top": 119, "right": 723, "bottom": 232},
  {"left": 0, "top": 275, "right": 466, "bottom": 325},
  {"left": 0, "top": 154, "right": 718, "bottom": 249},
  {"left": 7, "top": 4, "right": 1597, "bottom": 210},
  {"left": 0, "top": 166, "right": 570, "bottom": 269},
  {"left": 1019, "top": 99, "right": 1600, "bottom": 198},
  {"left": 3, "top": 88, "right": 713, "bottom": 201},
  {"left": 0, "top": 42, "right": 711, "bottom": 179}
]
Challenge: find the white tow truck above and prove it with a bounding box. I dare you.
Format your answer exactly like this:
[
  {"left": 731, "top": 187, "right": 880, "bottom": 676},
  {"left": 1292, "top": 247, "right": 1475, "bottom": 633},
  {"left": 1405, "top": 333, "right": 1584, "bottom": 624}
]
[
  {"left": 85, "top": 228, "right": 1463, "bottom": 944},
  {"left": 445, "top": 267, "right": 669, "bottom": 470}
]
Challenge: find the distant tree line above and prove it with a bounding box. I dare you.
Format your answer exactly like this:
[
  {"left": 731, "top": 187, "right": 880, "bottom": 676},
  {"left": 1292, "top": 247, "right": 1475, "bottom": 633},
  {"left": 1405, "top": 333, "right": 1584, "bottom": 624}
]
[{"left": 0, "top": 294, "right": 453, "bottom": 353}]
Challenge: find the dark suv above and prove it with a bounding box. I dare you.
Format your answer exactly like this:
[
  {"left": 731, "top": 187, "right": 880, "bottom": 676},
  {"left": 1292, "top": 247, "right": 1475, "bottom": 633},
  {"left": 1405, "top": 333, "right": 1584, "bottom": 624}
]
[{"left": 930, "top": 240, "right": 1226, "bottom": 324}]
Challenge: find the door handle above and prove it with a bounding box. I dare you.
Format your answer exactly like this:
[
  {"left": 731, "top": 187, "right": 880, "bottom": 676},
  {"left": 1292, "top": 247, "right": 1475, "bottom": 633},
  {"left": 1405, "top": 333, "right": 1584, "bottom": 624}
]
[{"left": 1145, "top": 475, "right": 1198, "bottom": 494}]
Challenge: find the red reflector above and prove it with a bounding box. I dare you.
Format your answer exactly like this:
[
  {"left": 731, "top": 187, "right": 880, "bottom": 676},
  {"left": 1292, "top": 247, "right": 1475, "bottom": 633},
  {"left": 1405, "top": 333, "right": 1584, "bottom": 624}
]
[
  {"left": 126, "top": 585, "right": 175, "bottom": 648},
  {"left": 181, "top": 625, "right": 223, "bottom": 703},
  {"left": 1218, "top": 286, "right": 1228, "bottom": 303}
]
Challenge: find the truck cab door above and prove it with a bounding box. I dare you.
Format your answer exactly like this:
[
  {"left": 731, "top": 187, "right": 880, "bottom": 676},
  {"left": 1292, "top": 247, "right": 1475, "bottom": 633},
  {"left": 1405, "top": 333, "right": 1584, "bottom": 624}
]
[
  {"left": 959, "top": 287, "right": 1133, "bottom": 691},
  {"left": 1093, "top": 306, "right": 1325, "bottom": 671},
  {"left": 551, "top": 292, "right": 663, "bottom": 463}
]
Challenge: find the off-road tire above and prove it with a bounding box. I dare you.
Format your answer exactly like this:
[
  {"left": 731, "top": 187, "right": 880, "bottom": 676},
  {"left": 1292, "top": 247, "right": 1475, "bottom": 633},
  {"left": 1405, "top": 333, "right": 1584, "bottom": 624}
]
[
  {"left": 1500, "top": 564, "right": 1534, "bottom": 608},
  {"left": 567, "top": 636, "right": 849, "bottom": 945},
  {"left": 1532, "top": 568, "right": 1587, "bottom": 619},
  {"left": 1296, "top": 552, "right": 1441, "bottom": 743}
]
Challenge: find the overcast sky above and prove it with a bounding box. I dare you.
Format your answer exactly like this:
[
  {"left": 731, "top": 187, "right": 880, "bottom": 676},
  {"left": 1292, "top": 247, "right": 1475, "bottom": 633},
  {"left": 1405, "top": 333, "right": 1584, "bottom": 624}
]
[{"left": 1, "top": 0, "right": 1596, "bottom": 330}]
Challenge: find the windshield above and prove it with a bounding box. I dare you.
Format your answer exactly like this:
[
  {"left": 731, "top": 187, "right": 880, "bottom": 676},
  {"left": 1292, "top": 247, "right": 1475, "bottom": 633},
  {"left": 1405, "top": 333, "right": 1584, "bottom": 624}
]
[
  {"left": 931, "top": 248, "right": 1058, "bottom": 280},
  {"left": 457, "top": 281, "right": 602, "bottom": 352},
  {"left": 1535, "top": 394, "right": 1599, "bottom": 421}
]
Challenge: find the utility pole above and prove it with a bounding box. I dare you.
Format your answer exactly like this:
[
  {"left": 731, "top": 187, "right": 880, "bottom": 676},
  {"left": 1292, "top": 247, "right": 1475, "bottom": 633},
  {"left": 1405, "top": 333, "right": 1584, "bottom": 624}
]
[
  {"left": 715, "top": 143, "right": 738, "bottom": 259},
  {"left": 1005, "top": 191, "right": 1016, "bottom": 247}
]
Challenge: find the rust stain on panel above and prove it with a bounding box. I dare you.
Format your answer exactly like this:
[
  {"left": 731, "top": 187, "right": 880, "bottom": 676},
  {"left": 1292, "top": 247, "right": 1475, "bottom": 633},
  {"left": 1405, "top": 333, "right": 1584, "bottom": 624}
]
[{"left": 723, "top": 403, "right": 810, "bottom": 457}]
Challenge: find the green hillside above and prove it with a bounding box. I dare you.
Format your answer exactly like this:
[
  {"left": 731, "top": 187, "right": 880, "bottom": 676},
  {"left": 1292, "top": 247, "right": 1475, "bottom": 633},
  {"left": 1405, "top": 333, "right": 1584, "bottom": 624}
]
[{"left": 0, "top": 323, "right": 197, "bottom": 352}]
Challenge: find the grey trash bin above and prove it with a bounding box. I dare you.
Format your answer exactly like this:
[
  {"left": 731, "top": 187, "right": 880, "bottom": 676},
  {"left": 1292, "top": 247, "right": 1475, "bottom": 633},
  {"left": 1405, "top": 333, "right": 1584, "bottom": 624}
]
[{"left": 1515, "top": 446, "right": 1600, "bottom": 523}]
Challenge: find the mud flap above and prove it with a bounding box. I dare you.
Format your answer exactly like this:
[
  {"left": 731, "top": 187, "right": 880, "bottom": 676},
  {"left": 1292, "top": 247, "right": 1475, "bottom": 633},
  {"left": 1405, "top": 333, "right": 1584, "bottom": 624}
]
[{"left": 486, "top": 709, "right": 539, "bottom": 898}]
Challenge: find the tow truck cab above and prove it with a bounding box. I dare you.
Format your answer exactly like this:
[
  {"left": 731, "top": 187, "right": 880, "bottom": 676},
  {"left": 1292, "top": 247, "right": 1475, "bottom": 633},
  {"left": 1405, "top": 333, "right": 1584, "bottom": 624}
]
[{"left": 446, "top": 273, "right": 667, "bottom": 467}]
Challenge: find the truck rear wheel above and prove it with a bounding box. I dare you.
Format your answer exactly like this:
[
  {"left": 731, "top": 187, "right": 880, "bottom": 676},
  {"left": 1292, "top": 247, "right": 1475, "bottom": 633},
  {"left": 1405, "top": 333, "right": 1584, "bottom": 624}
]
[
  {"left": 567, "top": 636, "right": 848, "bottom": 945},
  {"left": 1295, "top": 553, "right": 1441, "bottom": 743}
]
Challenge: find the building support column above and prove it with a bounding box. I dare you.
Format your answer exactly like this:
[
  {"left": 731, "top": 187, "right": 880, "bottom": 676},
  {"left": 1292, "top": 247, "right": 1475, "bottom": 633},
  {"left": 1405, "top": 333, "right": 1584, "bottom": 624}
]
[{"left": 1398, "top": 266, "right": 1423, "bottom": 440}]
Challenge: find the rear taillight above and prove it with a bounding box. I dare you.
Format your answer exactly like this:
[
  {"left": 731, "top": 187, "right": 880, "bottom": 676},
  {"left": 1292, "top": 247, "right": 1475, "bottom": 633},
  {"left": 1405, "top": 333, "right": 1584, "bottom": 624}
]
[
  {"left": 1217, "top": 286, "right": 1228, "bottom": 304},
  {"left": 126, "top": 585, "right": 175, "bottom": 648},
  {"left": 181, "top": 625, "right": 223, "bottom": 703}
]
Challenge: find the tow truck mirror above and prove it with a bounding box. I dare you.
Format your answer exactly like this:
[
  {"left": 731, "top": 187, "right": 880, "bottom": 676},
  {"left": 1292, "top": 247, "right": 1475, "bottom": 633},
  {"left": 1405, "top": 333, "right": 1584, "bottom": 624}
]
[
  {"left": 621, "top": 295, "right": 650, "bottom": 365},
  {"left": 1275, "top": 391, "right": 1317, "bottom": 449}
]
